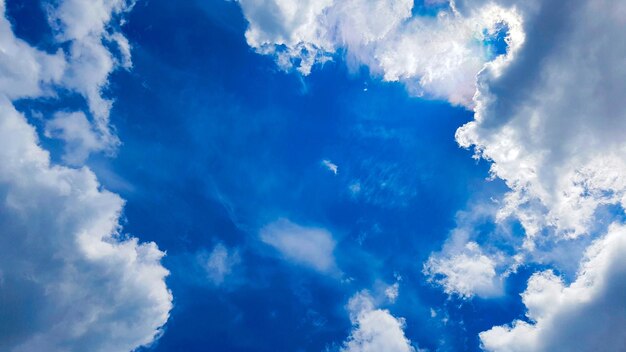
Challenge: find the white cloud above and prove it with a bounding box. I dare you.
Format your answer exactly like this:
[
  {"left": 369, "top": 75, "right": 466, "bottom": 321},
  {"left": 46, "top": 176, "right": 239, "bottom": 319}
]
[
  {"left": 45, "top": 111, "right": 106, "bottom": 165},
  {"left": 424, "top": 205, "right": 506, "bottom": 298},
  {"left": 0, "top": 0, "right": 136, "bottom": 163},
  {"left": 0, "top": 97, "right": 172, "bottom": 352},
  {"left": 480, "top": 223, "right": 626, "bottom": 352},
  {"left": 322, "top": 159, "right": 338, "bottom": 175},
  {"left": 239, "top": 0, "right": 626, "bottom": 244},
  {"left": 239, "top": 0, "right": 335, "bottom": 75},
  {"left": 201, "top": 243, "right": 240, "bottom": 285},
  {"left": 0, "top": 2, "right": 65, "bottom": 99},
  {"left": 419, "top": 0, "right": 626, "bottom": 314},
  {"left": 341, "top": 291, "right": 416, "bottom": 352},
  {"left": 0, "top": 1, "right": 172, "bottom": 350},
  {"left": 385, "top": 282, "right": 400, "bottom": 304},
  {"left": 449, "top": 0, "right": 626, "bottom": 349},
  {"left": 424, "top": 240, "right": 501, "bottom": 299},
  {"left": 456, "top": 0, "right": 626, "bottom": 242},
  {"left": 260, "top": 218, "right": 336, "bottom": 273},
  {"left": 47, "top": 0, "right": 136, "bottom": 158},
  {"left": 238, "top": 0, "right": 521, "bottom": 106}
]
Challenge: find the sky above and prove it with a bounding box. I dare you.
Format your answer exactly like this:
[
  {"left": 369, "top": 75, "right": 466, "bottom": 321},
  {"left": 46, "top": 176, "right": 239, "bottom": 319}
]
[{"left": 0, "top": 0, "right": 625, "bottom": 351}]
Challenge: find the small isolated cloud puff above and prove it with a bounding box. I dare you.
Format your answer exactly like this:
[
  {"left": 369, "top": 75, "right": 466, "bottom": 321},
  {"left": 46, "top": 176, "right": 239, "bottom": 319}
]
[
  {"left": 424, "top": 241, "right": 501, "bottom": 299},
  {"left": 322, "top": 159, "right": 338, "bottom": 175},
  {"left": 201, "top": 243, "right": 240, "bottom": 285},
  {"left": 0, "top": 98, "right": 172, "bottom": 352},
  {"left": 424, "top": 207, "right": 505, "bottom": 299},
  {"left": 385, "top": 282, "right": 400, "bottom": 304},
  {"left": 341, "top": 290, "right": 416, "bottom": 352},
  {"left": 260, "top": 218, "right": 337, "bottom": 273},
  {"left": 480, "top": 223, "right": 626, "bottom": 352}
]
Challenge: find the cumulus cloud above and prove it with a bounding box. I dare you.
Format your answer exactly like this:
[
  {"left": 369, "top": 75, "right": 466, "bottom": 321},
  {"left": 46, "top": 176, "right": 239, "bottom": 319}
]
[
  {"left": 424, "top": 241, "right": 501, "bottom": 299},
  {"left": 420, "top": 0, "right": 626, "bottom": 302},
  {"left": 47, "top": 0, "right": 136, "bottom": 160},
  {"left": 456, "top": 0, "right": 626, "bottom": 242},
  {"left": 238, "top": 0, "right": 521, "bottom": 106},
  {"left": 448, "top": 1, "right": 626, "bottom": 348},
  {"left": 0, "top": 97, "right": 172, "bottom": 352},
  {"left": 0, "top": 2, "right": 65, "bottom": 98},
  {"left": 260, "top": 218, "right": 336, "bottom": 273},
  {"left": 480, "top": 223, "right": 626, "bottom": 352},
  {"left": 341, "top": 291, "right": 416, "bottom": 352},
  {"left": 0, "top": 1, "right": 172, "bottom": 350},
  {"left": 424, "top": 205, "right": 508, "bottom": 298},
  {"left": 0, "top": 0, "right": 135, "bottom": 164}
]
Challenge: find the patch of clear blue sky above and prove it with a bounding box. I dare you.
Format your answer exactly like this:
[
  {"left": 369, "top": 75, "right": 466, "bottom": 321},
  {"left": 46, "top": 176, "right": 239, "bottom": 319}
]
[
  {"left": 412, "top": 0, "right": 450, "bottom": 17},
  {"left": 484, "top": 23, "right": 510, "bottom": 59},
  {"left": 7, "top": 0, "right": 528, "bottom": 351}
]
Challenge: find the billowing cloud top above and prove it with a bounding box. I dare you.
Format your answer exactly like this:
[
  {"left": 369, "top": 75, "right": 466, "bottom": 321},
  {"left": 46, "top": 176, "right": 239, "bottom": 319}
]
[
  {"left": 0, "top": 0, "right": 172, "bottom": 350},
  {"left": 342, "top": 290, "right": 416, "bottom": 352},
  {"left": 239, "top": 0, "right": 522, "bottom": 106}
]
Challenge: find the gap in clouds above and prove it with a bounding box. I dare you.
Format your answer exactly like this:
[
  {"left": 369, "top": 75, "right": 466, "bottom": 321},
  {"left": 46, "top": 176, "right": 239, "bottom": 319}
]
[
  {"left": 112, "top": 0, "right": 626, "bottom": 351},
  {"left": 5, "top": 0, "right": 55, "bottom": 51},
  {"left": 72, "top": 0, "right": 534, "bottom": 350},
  {"left": 3, "top": 0, "right": 587, "bottom": 351}
]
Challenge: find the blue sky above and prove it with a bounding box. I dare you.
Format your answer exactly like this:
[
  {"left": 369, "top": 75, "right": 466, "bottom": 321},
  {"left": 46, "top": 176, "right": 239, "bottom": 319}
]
[
  {"left": 1, "top": 0, "right": 626, "bottom": 351},
  {"left": 109, "top": 2, "right": 518, "bottom": 350}
]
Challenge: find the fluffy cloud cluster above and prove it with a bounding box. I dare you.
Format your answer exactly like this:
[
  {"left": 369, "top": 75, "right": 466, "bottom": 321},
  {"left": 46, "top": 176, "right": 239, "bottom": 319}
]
[
  {"left": 424, "top": 240, "right": 501, "bottom": 298},
  {"left": 423, "top": 205, "right": 507, "bottom": 298},
  {"left": 424, "top": 0, "right": 626, "bottom": 299},
  {"left": 456, "top": 0, "right": 626, "bottom": 242},
  {"left": 0, "top": 0, "right": 130, "bottom": 164},
  {"left": 480, "top": 224, "right": 626, "bottom": 352},
  {"left": 238, "top": 0, "right": 521, "bottom": 106},
  {"left": 453, "top": 0, "right": 626, "bottom": 347},
  {"left": 341, "top": 291, "right": 416, "bottom": 352},
  {"left": 0, "top": 99, "right": 172, "bottom": 351},
  {"left": 0, "top": 0, "right": 172, "bottom": 350},
  {"left": 0, "top": 0, "right": 132, "bottom": 164},
  {"left": 49, "top": 0, "right": 136, "bottom": 162}
]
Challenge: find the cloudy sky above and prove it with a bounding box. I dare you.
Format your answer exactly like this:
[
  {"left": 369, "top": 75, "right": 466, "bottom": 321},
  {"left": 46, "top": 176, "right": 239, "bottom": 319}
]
[{"left": 1, "top": 0, "right": 625, "bottom": 351}]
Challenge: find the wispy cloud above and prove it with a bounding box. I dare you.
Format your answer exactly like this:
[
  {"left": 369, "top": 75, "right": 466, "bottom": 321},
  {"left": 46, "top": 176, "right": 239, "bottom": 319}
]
[
  {"left": 200, "top": 243, "right": 241, "bottom": 285},
  {"left": 322, "top": 159, "right": 339, "bottom": 175},
  {"left": 260, "top": 218, "right": 337, "bottom": 273}
]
